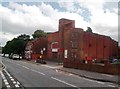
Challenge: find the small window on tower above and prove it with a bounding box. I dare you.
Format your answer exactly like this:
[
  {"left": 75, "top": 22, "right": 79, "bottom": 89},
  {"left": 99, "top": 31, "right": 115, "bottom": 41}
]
[
  {"left": 72, "top": 32, "right": 78, "bottom": 38},
  {"left": 71, "top": 42, "right": 78, "bottom": 48},
  {"left": 71, "top": 52, "right": 77, "bottom": 60}
]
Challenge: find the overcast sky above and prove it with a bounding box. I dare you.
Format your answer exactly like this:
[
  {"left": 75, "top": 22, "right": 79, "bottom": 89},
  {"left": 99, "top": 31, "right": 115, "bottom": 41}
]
[{"left": 0, "top": 0, "right": 119, "bottom": 46}]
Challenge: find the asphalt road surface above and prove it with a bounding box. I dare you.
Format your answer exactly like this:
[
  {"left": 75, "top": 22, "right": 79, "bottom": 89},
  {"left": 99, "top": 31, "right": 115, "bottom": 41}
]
[{"left": 1, "top": 56, "right": 119, "bottom": 89}]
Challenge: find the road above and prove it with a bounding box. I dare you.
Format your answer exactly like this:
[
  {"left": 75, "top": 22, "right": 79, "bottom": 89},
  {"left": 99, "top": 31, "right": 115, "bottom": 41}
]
[{"left": 1, "top": 56, "right": 119, "bottom": 89}]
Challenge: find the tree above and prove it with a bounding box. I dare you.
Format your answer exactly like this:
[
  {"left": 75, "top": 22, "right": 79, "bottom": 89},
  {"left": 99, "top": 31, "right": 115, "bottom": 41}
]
[
  {"left": 86, "top": 27, "right": 93, "bottom": 33},
  {"left": 2, "top": 39, "right": 12, "bottom": 56},
  {"left": 32, "top": 30, "right": 47, "bottom": 39},
  {"left": 12, "top": 38, "right": 25, "bottom": 54},
  {"left": 17, "top": 34, "right": 30, "bottom": 41},
  {"left": 2, "top": 34, "right": 30, "bottom": 59}
]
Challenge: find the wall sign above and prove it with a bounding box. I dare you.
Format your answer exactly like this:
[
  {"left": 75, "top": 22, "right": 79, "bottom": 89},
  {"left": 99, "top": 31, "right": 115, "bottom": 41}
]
[
  {"left": 64, "top": 49, "right": 68, "bottom": 58},
  {"left": 52, "top": 49, "right": 58, "bottom": 52}
]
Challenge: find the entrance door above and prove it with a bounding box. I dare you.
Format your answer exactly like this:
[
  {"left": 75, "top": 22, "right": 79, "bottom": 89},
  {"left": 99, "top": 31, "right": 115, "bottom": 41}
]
[{"left": 52, "top": 52, "right": 58, "bottom": 59}]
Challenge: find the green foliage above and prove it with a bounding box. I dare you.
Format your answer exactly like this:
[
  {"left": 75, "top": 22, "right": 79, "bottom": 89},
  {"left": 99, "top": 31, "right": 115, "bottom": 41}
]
[
  {"left": 2, "top": 41, "right": 13, "bottom": 55},
  {"left": 12, "top": 38, "right": 25, "bottom": 54},
  {"left": 32, "top": 30, "right": 47, "bottom": 39},
  {"left": 17, "top": 34, "right": 30, "bottom": 41},
  {"left": 111, "top": 62, "right": 120, "bottom": 66},
  {"left": 2, "top": 34, "right": 30, "bottom": 57},
  {"left": 86, "top": 27, "right": 93, "bottom": 33}
]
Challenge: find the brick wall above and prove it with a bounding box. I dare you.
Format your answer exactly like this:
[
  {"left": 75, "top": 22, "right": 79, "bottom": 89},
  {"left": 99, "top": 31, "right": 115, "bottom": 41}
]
[
  {"left": 47, "top": 31, "right": 59, "bottom": 60},
  {"left": 63, "top": 60, "right": 120, "bottom": 75}
]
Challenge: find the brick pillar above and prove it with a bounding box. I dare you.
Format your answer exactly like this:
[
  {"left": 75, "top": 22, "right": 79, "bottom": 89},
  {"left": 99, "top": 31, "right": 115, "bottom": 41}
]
[
  {"left": 58, "top": 18, "right": 75, "bottom": 61},
  {"left": 59, "top": 19, "right": 64, "bottom": 61},
  {"left": 87, "top": 60, "right": 93, "bottom": 64},
  {"left": 104, "top": 59, "right": 110, "bottom": 66}
]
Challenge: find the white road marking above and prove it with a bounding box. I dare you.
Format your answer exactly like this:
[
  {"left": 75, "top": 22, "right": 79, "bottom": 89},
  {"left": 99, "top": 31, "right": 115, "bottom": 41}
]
[
  {"left": 6, "top": 85, "right": 11, "bottom": 88},
  {"left": 11, "top": 79, "right": 14, "bottom": 81},
  {"left": 1, "top": 61, "right": 22, "bottom": 88},
  {"left": 37, "top": 71, "right": 45, "bottom": 75},
  {"left": 4, "top": 70, "right": 11, "bottom": 77},
  {"left": 6, "top": 60, "right": 46, "bottom": 76},
  {"left": 9, "top": 77, "right": 13, "bottom": 79},
  {"left": 16, "top": 63, "right": 46, "bottom": 75},
  {"left": 31, "top": 69, "right": 45, "bottom": 75},
  {"left": 15, "top": 84, "right": 20, "bottom": 87},
  {"left": 13, "top": 81, "right": 16, "bottom": 84},
  {"left": 22, "top": 66, "right": 30, "bottom": 69},
  {"left": 5, "top": 81, "right": 9, "bottom": 85},
  {"left": 1, "top": 71, "right": 11, "bottom": 88},
  {"left": 51, "top": 77, "right": 78, "bottom": 88},
  {"left": 3, "top": 79, "right": 7, "bottom": 82},
  {"left": 41, "top": 65, "right": 62, "bottom": 69},
  {"left": 3, "top": 70, "right": 21, "bottom": 88}
]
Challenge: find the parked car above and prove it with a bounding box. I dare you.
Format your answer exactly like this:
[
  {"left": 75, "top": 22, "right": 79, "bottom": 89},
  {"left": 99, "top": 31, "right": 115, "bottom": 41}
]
[
  {"left": 12, "top": 54, "right": 22, "bottom": 60},
  {"left": 112, "top": 59, "right": 120, "bottom": 63}
]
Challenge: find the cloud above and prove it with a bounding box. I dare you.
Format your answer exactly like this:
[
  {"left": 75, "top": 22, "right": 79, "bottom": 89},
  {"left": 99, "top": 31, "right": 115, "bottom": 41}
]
[
  {"left": 0, "top": 1, "right": 118, "bottom": 46},
  {"left": 75, "top": 0, "right": 118, "bottom": 41},
  {"left": 0, "top": 32, "right": 18, "bottom": 46},
  {"left": 1, "top": 2, "right": 89, "bottom": 32},
  {"left": 58, "top": 0, "right": 75, "bottom": 12},
  {"left": 59, "top": 0, "right": 118, "bottom": 41}
]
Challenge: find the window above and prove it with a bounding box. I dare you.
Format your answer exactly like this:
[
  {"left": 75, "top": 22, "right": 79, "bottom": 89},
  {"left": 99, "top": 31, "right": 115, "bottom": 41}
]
[
  {"left": 71, "top": 41, "right": 78, "bottom": 48},
  {"left": 71, "top": 32, "right": 79, "bottom": 49},
  {"left": 72, "top": 32, "right": 78, "bottom": 38},
  {"left": 71, "top": 52, "right": 77, "bottom": 60}
]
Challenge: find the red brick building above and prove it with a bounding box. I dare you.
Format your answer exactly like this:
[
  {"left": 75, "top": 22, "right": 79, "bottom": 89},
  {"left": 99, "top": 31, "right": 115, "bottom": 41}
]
[
  {"left": 25, "top": 37, "right": 47, "bottom": 60},
  {"left": 47, "top": 18, "right": 118, "bottom": 63},
  {"left": 25, "top": 18, "right": 118, "bottom": 64}
]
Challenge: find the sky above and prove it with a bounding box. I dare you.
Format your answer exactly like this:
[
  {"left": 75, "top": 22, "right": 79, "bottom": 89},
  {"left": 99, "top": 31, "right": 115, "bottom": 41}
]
[{"left": 0, "top": 0, "right": 119, "bottom": 46}]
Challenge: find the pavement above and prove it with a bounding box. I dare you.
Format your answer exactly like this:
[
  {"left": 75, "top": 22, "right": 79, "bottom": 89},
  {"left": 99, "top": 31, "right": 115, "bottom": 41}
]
[
  {"left": 22, "top": 59, "right": 120, "bottom": 85},
  {"left": 58, "top": 67, "right": 120, "bottom": 85}
]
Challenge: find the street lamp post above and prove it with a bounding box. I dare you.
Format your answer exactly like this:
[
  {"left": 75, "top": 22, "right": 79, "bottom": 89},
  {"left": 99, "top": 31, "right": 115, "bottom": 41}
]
[{"left": 40, "top": 48, "right": 46, "bottom": 62}]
